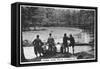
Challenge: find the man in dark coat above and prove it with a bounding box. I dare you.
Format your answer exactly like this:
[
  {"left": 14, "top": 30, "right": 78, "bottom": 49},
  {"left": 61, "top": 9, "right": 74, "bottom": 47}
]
[
  {"left": 69, "top": 34, "right": 75, "bottom": 55},
  {"left": 47, "top": 33, "right": 56, "bottom": 54},
  {"left": 32, "top": 35, "right": 43, "bottom": 57},
  {"left": 47, "top": 33, "right": 55, "bottom": 50},
  {"left": 63, "top": 33, "right": 69, "bottom": 53}
]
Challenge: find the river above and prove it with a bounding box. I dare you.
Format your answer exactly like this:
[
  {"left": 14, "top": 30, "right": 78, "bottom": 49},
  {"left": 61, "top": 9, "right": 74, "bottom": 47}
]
[
  {"left": 22, "top": 27, "right": 93, "bottom": 44},
  {"left": 22, "top": 27, "right": 94, "bottom": 60}
]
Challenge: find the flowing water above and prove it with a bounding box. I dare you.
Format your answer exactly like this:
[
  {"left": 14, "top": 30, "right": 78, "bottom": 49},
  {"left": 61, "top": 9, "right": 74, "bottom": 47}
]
[
  {"left": 22, "top": 27, "right": 94, "bottom": 59},
  {"left": 22, "top": 27, "right": 93, "bottom": 44}
]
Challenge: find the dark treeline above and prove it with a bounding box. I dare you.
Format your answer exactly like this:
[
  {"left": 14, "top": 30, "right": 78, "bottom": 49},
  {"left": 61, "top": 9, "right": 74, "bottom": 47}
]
[{"left": 21, "top": 6, "right": 95, "bottom": 32}]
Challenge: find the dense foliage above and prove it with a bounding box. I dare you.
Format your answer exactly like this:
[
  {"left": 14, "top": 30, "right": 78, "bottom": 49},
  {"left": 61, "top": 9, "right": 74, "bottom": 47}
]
[{"left": 21, "top": 6, "right": 95, "bottom": 31}]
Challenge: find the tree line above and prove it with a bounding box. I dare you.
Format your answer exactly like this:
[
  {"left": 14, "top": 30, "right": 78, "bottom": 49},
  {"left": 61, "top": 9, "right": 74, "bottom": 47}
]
[{"left": 21, "top": 6, "right": 95, "bottom": 31}]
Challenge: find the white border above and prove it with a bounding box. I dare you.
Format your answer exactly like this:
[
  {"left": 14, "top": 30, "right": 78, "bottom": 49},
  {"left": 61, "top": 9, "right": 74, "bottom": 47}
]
[{"left": 20, "top": 5, "right": 96, "bottom": 64}]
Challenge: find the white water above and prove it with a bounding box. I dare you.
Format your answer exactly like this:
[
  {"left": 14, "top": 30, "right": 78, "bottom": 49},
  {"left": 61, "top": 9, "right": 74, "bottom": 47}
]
[
  {"left": 22, "top": 27, "right": 93, "bottom": 60},
  {"left": 22, "top": 27, "right": 91, "bottom": 44},
  {"left": 23, "top": 46, "right": 92, "bottom": 59}
]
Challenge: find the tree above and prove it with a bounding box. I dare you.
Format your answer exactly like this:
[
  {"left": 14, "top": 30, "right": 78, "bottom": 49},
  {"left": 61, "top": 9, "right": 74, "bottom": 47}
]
[{"left": 21, "top": 6, "right": 41, "bottom": 30}]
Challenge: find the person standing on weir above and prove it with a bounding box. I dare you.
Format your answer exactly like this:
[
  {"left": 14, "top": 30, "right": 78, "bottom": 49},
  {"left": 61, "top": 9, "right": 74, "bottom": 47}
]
[
  {"left": 32, "top": 35, "right": 43, "bottom": 57},
  {"left": 63, "top": 33, "right": 69, "bottom": 53},
  {"left": 69, "top": 34, "right": 75, "bottom": 55}
]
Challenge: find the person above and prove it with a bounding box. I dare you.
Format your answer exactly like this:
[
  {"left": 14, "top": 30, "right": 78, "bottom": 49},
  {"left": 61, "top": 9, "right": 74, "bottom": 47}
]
[
  {"left": 63, "top": 33, "right": 69, "bottom": 53},
  {"left": 32, "top": 35, "right": 43, "bottom": 57},
  {"left": 56, "top": 42, "right": 61, "bottom": 53},
  {"left": 69, "top": 34, "right": 75, "bottom": 55},
  {"left": 47, "top": 33, "right": 55, "bottom": 52}
]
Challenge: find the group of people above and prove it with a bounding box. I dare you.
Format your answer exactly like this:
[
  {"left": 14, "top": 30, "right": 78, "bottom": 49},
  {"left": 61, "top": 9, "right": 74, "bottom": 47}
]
[
  {"left": 32, "top": 33, "right": 75, "bottom": 57},
  {"left": 62, "top": 33, "right": 75, "bottom": 54}
]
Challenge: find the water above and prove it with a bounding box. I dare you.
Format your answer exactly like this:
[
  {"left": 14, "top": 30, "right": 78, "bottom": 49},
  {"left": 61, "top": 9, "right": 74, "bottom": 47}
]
[
  {"left": 22, "top": 27, "right": 93, "bottom": 44},
  {"left": 22, "top": 27, "right": 94, "bottom": 60},
  {"left": 23, "top": 46, "right": 92, "bottom": 59}
]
